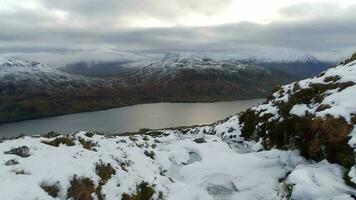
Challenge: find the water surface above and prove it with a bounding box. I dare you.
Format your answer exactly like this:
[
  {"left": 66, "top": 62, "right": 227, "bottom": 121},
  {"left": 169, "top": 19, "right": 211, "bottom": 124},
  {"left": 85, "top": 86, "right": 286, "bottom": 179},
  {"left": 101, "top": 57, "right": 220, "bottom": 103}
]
[{"left": 0, "top": 99, "right": 264, "bottom": 137}]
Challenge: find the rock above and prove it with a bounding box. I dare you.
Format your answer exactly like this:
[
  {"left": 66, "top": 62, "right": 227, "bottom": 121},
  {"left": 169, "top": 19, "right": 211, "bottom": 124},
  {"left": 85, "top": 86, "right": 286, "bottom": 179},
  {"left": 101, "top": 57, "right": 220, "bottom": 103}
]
[
  {"left": 144, "top": 150, "right": 155, "bottom": 159},
  {"left": 193, "top": 138, "right": 206, "bottom": 144},
  {"left": 5, "top": 159, "right": 19, "bottom": 166},
  {"left": 4, "top": 146, "right": 30, "bottom": 157}
]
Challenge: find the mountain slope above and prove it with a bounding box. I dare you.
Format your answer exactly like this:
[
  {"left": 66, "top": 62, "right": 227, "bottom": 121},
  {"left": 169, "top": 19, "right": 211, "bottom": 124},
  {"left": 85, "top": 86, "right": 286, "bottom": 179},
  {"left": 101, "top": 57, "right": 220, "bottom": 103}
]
[
  {"left": 119, "top": 57, "right": 296, "bottom": 101},
  {"left": 234, "top": 56, "right": 333, "bottom": 78}
]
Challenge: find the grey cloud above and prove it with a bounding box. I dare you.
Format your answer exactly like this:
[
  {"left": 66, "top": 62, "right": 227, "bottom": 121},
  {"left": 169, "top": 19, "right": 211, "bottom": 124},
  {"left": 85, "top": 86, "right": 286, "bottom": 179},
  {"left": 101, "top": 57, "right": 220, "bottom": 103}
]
[
  {"left": 38, "top": 0, "right": 232, "bottom": 24},
  {"left": 0, "top": 2, "right": 356, "bottom": 60},
  {"left": 279, "top": 2, "right": 339, "bottom": 18}
]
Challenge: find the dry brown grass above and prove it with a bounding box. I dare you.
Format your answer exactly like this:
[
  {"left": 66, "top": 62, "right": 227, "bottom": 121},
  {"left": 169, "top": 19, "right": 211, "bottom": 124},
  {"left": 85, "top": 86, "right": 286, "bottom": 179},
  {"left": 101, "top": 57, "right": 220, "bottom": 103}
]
[
  {"left": 323, "top": 75, "right": 341, "bottom": 83},
  {"left": 67, "top": 176, "right": 95, "bottom": 200},
  {"left": 121, "top": 182, "right": 155, "bottom": 200},
  {"left": 40, "top": 182, "right": 59, "bottom": 198},
  {"left": 42, "top": 136, "right": 75, "bottom": 147},
  {"left": 316, "top": 104, "right": 331, "bottom": 112},
  {"left": 79, "top": 138, "right": 97, "bottom": 151}
]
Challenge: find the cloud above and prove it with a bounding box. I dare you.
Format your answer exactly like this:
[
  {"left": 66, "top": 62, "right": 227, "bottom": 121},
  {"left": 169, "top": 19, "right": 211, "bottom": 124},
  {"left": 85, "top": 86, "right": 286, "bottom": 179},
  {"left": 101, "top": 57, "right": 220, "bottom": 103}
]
[
  {"left": 37, "top": 0, "right": 232, "bottom": 27},
  {"left": 0, "top": 1, "right": 355, "bottom": 61}
]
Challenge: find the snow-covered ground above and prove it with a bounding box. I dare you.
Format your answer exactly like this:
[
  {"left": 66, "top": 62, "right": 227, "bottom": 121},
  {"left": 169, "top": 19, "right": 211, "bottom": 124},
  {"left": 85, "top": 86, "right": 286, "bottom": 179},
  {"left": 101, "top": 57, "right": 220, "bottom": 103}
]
[{"left": 0, "top": 130, "right": 354, "bottom": 200}]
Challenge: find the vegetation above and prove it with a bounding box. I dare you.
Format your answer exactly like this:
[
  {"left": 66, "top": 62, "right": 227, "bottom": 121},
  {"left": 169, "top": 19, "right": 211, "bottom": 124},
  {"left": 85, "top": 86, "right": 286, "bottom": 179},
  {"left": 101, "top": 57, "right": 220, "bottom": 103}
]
[
  {"left": 95, "top": 162, "right": 116, "bottom": 183},
  {"left": 239, "top": 80, "right": 356, "bottom": 168},
  {"left": 67, "top": 176, "right": 95, "bottom": 200},
  {"left": 40, "top": 182, "right": 59, "bottom": 198},
  {"left": 0, "top": 62, "right": 295, "bottom": 124},
  {"left": 42, "top": 136, "right": 75, "bottom": 147},
  {"left": 344, "top": 52, "right": 356, "bottom": 64},
  {"left": 343, "top": 171, "right": 356, "bottom": 189},
  {"left": 121, "top": 182, "right": 155, "bottom": 200},
  {"left": 95, "top": 162, "right": 116, "bottom": 200},
  {"left": 79, "top": 138, "right": 97, "bottom": 151}
]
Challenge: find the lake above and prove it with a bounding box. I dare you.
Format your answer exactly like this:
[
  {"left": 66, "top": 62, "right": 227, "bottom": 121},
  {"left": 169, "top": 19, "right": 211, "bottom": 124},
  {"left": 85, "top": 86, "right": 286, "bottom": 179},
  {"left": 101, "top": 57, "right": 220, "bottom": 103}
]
[{"left": 0, "top": 99, "right": 264, "bottom": 137}]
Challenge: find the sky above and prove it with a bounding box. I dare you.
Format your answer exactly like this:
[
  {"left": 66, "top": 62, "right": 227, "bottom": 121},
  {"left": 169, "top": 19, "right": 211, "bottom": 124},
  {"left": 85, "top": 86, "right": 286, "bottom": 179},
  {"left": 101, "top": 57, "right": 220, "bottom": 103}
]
[{"left": 1, "top": 0, "right": 356, "bottom": 61}]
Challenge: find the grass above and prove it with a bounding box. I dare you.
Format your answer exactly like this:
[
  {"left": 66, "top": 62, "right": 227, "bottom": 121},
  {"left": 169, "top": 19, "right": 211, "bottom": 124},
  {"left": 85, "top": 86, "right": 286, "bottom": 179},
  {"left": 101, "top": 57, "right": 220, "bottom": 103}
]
[
  {"left": 324, "top": 75, "right": 341, "bottom": 83},
  {"left": 343, "top": 170, "right": 356, "bottom": 189},
  {"left": 79, "top": 138, "right": 97, "bottom": 151},
  {"left": 95, "top": 162, "right": 116, "bottom": 183},
  {"left": 40, "top": 182, "right": 59, "bottom": 198},
  {"left": 121, "top": 182, "right": 155, "bottom": 200},
  {"left": 95, "top": 162, "right": 116, "bottom": 200},
  {"left": 344, "top": 52, "right": 356, "bottom": 64},
  {"left": 351, "top": 115, "right": 356, "bottom": 124},
  {"left": 41, "top": 131, "right": 61, "bottom": 138},
  {"left": 239, "top": 79, "right": 356, "bottom": 169},
  {"left": 42, "top": 136, "right": 75, "bottom": 147},
  {"left": 315, "top": 104, "right": 331, "bottom": 112},
  {"left": 67, "top": 176, "right": 95, "bottom": 200}
]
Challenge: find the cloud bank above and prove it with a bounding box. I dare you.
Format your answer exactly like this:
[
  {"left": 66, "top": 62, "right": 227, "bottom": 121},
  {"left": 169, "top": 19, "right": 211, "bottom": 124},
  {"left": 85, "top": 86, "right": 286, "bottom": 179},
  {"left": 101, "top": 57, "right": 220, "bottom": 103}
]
[{"left": 0, "top": 0, "right": 356, "bottom": 60}]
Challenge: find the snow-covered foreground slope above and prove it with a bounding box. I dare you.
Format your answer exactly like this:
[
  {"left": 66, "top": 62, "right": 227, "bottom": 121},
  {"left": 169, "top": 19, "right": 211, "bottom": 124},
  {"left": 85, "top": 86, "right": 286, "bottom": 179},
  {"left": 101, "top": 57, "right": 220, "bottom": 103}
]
[{"left": 1, "top": 131, "right": 354, "bottom": 200}]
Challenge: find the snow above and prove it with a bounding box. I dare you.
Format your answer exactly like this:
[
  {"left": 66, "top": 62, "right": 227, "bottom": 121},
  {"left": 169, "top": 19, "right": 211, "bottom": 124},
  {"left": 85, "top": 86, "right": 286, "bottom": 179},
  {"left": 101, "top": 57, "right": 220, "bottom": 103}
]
[
  {"left": 0, "top": 130, "right": 354, "bottom": 200},
  {"left": 348, "top": 126, "right": 356, "bottom": 149},
  {"left": 252, "top": 102, "right": 280, "bottom": 121},
  {"left": 316, "top": 84, "right": 356, "bottom": 122},
  {"left": 249, "top": 59, "right": 356, "bottom": 147},
  {"left": 137, "top": 57, "right": 269, "bottom": 80},
  {"left": 290, "top": 104, "right": 314, "bottom": 117},
  {"left": 0, "top": 58, "right": 56, "bottom": 78},
  {"left": 287, "top": 161, "right": 356, "bottom": 200},
  {"left": 349, "top": 166, "right": 356, "bottom": 185}
]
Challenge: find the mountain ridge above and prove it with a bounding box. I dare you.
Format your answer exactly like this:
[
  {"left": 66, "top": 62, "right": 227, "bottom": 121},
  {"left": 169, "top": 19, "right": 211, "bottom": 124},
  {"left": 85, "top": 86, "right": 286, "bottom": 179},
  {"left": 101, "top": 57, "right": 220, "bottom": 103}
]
[{"left": 0, "top": 57, "right": 295, "bottom": 123}]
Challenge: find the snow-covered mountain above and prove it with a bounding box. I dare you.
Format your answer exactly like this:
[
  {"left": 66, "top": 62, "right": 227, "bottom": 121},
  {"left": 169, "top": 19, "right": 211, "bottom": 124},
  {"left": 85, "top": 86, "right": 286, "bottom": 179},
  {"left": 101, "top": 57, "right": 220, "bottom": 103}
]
[
  {"left": 231, "top": 55, "right": 333, "bottom": 78},
  {"left": 1, "top": 50, "right": 159, "bottom": 69},
  {"left": 130, "top": 56, "right": 269, "bottom": 80},
  {"left": 119, "top": 57, "right": 295, "bottom": 103},
  {"left": 0, "top": 56, "right": 295, "bottom": 123},
  {"left": 0, "top": 54, "right": 355, "bottom": 199},
  {"left": 0, "top": 58, "right": 97, "bottom": 96}
]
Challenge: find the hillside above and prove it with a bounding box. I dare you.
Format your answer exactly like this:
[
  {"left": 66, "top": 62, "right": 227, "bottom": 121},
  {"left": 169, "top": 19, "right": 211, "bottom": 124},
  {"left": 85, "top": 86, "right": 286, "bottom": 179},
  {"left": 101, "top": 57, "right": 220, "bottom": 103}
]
[
  {"left": 119, "top": 57, "right": 296, "bottom": 102},
  {"left": 0, "top": 54, "right": 355, "bottom": 199},
  {"left": 234, "top": 55, "right": 333, "bottom": 78},
  {"left": 0, "top": 57, "right": 295, "bottom": 123}
]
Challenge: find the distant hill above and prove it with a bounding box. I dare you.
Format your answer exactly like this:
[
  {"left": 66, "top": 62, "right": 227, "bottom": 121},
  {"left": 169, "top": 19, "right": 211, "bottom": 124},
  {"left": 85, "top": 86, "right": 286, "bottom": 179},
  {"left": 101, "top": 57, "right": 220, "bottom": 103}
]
[
  {"left": 232, "top": 55, "right": 333, "bottom": 78},
  {"left": 0, "top": 57, "right": 295, "bottom": 123}
]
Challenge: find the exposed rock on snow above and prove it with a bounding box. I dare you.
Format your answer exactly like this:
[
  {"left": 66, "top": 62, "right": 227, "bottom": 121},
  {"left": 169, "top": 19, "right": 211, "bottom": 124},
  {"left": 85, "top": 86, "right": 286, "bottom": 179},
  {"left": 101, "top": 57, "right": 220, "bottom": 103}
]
[{"left": 4, "top": 146, "right": 30, "bottom": 158}]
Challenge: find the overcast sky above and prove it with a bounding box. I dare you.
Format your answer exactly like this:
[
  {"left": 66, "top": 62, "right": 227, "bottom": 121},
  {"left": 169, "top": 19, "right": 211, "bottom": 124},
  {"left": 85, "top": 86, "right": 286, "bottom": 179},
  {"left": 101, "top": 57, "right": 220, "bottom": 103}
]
[{"left": 1, "top": 0, "right": 356, "bottom": 60}]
